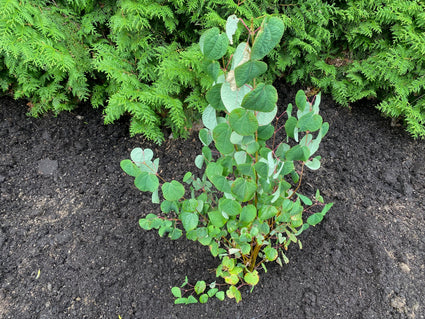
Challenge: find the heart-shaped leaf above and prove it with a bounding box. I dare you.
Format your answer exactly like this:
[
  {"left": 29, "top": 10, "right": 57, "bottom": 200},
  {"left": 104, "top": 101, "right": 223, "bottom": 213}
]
[
  {"left": 235, "top": 61, "right": 267, "bottom": 87},
  {"left": 258, "top": 205, "right": 278, "bottom": 220},
  {"left": 199, "top": 128, "right": 213, "bottom": 146},
  {"left": 213, "top": 123, "right": 234, "bottom": 154},
  {"left": 240, "top": 205, "right": 257, "bottom": 225},
  {"left": 120, "top": 159, "right": 140, "bottom": 177},
  {"left": 229, "top": 108, "right": 258, "bottom": 136},
  {"left": 181, "top": 212, "right": 199, "bottom": 231},
  {"left": 199, "top": 27, "right": 229, "bottom": 60},
  {"left": 131, "top": 148, "right": 153, "bottom": 163},
  {"left": 251, "top": 16, "right": 284, "bottom": 60},
  {"left": 162, "top": 181, "right": 185, "bottom": 201},
  {"left": 244, "top": 270, "right": 259, "bottom": 285},
  {"left": 241, "top": 83, "right": 277, "bottom": 112},
  {"left": 231, "top": 178, "right": 257, "bottom": 202},
  {"left": 208, "top": 210, "right": 227, "bottom": 227},
  {"left": 134, "top": 172, "right": 159, "bottom": 192},
  {"left": 219, "top": 198, "right": 242, "bottom": 217},
  {"left": 206, "top": 84, "right": 225, "bottom": 111},
  {"left": 285, "top": 145, "right": 310, "bottom": 162},
  {"left": 297, "top": 111, "right": 323, "bottom": 132}
]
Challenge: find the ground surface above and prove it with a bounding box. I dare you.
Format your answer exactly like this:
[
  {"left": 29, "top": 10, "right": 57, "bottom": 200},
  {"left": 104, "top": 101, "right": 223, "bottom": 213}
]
[{"left": 0, "top": 83, "right": 424, "bottom": 319}]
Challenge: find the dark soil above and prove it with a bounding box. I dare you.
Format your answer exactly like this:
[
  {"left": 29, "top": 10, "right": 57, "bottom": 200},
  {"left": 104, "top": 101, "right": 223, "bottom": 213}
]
[{"left": 1, "top": 83, "right": 424, "bottom": 319}]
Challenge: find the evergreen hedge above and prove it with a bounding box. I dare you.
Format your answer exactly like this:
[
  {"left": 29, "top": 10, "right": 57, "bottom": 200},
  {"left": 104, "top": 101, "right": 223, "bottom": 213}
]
[{"left": 1, "top": 0, "right": 424, "bottom": 142}]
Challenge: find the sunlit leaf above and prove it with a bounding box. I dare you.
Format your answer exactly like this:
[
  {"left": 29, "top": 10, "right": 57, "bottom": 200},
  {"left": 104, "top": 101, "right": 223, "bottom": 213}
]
[{"left": 162, "top": 181, "right": 185, "bottom": 201}]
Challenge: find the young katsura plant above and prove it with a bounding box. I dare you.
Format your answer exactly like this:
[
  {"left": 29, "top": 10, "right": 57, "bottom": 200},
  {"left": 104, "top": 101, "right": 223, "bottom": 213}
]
[{"left": 120, "top": 15, "right": 332, "bottom": 304}]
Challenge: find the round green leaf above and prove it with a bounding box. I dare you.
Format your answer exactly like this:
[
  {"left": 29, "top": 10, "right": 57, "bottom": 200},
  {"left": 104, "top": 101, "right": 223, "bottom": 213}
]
[
  {"left": 244, "top": 270, "right": 259, "bottom": 286},
  {"left": 199, "top": 128, "right": 213, "bottom": 146},
  {"left": 241, "top": 83, "right": 277, "bottom": 112},
  {"left": 245, "top": 141, "right": 260, "bottom": 154},
  {"left": 210, "top": 175, "right": 231, "bottom": 193},
  {"left": 219, "top": 198, "right": 242, "bottom": 217},
  {"left": 205, "top": 162, "right": 224, "bottom": 180},
  {"left": 162, "top": 181, "right": 185, "bottom": 201},
  {"left": 307, "top": 213, "right": 324, "bottom": 226},
  {"left": 199, "top": 294, "right": 209, "bottom": 304},
  {"left": 229, "top": 108, "right": 258, "bottom": 136},
  {"left": 208, "top": 288, "right": 218, "bottom": 297},
  {"left": 181, "top": 212, "right": 199, "bottom": 231},
  {"left": 187, "top": 295, "right": 198, "bottom": 304},
  {"left": 206, "top": 84, "right": 225, "bottom": 111},
  {"left": 160, "top": 200, "right": 179, "bottom": 214},
  {"left": 182, "top": 199, "right": 198, "bottom": 212},
  {"left": 254, "top": 161, "right": 268, "bottom": 178},
  {"left": 257, "top": 124, "right": 275, "bottom": 140},
  {"left": 234, "top": 61, "right": 268, "bottom": 87},
  {"left": 285, "top": 116, "right": 298, "bottom": 139},
  {"left": 202, "top": 104, "right": 218, "bottom": 130},
  {"left": 264, "top": 246, "right": 278, "bottom": 261},
  {"left": 202, "top": 146, "right": 212, "bottom": 161},
  {"left": 240, "top": 205, "right": 257, "bottom": 225},
  {"left": 120, "top": 159, "right": 140, "bottom": 177},
  {"left": 213, "top": 123, "right": 234, "bottom": 155},
  {"left": 168, "top": 228, "right": 183, "bottom": 240},
  {"left": 295, "top": 90, "right": 307, "bottom": 112},
  {"left": 225, "top": 274, "right": 239, "bottom": 285},
  {"left": 171, "top": 287, "right": 182, "bottom": 298},
  {"left": 230, "top": 131, "right": 243, "bottom": 144},
  {"left": 216, "top": 291, "right": 225, "bottom": 301},
  {"left": 183, "top": 172, "right": 193, "bottom": 183},
  {"left": 258, "top": 205, "right": 278, "bottom": 220},
  {"left": 208, "top": 210, "right": 227, "bottom": 227},
  {"left": 195, "top": 155, "right": 204, "bottom": 169},
  {"left": 251, "top": 16, "right": 284, "bottom": 60},
  {"left": 199, "top": 27, "right": 229, "bottom": 60},
  {"left": 134, "top": 172, "right": 159, "bottom": 192},
  {"left": 194, "top": 280, "right": 207, "bottom": 294},
  {"left": 231, "top": 178, "right": 257, "bottom": 202},
  {"left": 205, "top": 61, "right": 220, "bottom": 81},
  {"left": 234, "top": 151, "right": 247, "bottom": 165},
  {"left": 320, "top": 122, "right": 330, "bottom": 138},
  {"left": 297, "top": 111, "right": 323, "bottom": 132},
  {"left": 285, "top": 145, "right": 310, "bottom": 162}
]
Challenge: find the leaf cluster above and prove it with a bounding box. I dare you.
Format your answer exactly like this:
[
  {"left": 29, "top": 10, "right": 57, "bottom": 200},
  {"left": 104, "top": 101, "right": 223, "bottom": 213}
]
[{"left": 121, "top": 16, "right": 332, "bottom": 303}]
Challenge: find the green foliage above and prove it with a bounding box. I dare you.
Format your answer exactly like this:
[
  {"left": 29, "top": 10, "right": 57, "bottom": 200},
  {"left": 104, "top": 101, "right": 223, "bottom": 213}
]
[
  {"left": 0, "top": 0, "right": 279, "bottom": 143},
  {"left": 275, "top": 0, "right": 425, "bottom": 138},
  {"left": 3, "top": 0, "right": 423, "bottom": 140},
  {"left": 121, "top": 16, "right": 332, "bottom": 303}
]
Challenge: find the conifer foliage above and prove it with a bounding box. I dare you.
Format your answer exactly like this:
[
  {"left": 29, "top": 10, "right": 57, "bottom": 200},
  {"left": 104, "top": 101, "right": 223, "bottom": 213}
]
[
  {"left": 278, "top": 0, "right": 425, "bottom": 138},
  {"left": 0, "top": 0, "right": 279, "bottom": 143}
]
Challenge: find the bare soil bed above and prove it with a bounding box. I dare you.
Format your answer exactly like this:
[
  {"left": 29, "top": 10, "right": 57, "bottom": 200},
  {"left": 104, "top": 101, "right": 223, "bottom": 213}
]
[{"left": 1, "top": 82, "right": 424, "bottom": 319}]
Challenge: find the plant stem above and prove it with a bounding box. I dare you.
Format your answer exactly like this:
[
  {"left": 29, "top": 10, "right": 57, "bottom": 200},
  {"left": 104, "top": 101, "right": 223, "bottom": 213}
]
[
  {"left": 249, "top": 242, "right": 262, "bottom": 272},
  {"left": 289, "top": 162, "right": 305, "bottom": 200}
]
